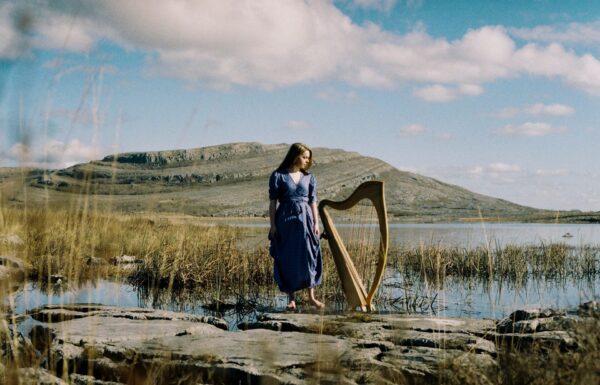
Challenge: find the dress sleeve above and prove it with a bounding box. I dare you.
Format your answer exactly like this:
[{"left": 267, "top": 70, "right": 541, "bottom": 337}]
[
  {"left": 269, "top": 172, "right": 280, "bottom": 200},
  {"left": 308, "top": 174, "right": 317, "bottom": 204}
]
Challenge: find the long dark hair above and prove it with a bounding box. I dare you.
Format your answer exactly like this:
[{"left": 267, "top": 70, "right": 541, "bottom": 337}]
[{"left": 277, "top": 143, "right": 313, "bottom": 173}]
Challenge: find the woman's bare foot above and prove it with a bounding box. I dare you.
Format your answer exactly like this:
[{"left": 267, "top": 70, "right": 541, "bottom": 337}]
[
  {"left": 309, "top": 298, "right": 325, "bottom": 310},
  {"left": 286, "top": 300, "right": 297, "bottom": 311}
]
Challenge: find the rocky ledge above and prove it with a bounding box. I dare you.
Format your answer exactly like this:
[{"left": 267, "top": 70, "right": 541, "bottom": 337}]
[{"left": 1, "top": 302, "right": 598, "bottom": 384}]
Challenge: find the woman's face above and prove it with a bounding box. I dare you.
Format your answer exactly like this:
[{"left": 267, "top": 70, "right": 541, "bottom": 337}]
[{"left": 295, "top": 150, "right": 311, "bottom": 169}]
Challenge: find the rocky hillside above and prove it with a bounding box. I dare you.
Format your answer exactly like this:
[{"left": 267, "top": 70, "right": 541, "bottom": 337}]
[{"left": 3, "top": 142, "right": 544, "bottom": 221}]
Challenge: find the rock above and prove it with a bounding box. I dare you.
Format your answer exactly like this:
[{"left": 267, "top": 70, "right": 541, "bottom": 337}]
[
  {"left": 492, "top": 330, "right": 578, "bottom": 352},
  {"left": 8, "top": 304, "right": 592, "bottom": 385},
  {"left": 496, "top": 308, "right": 569, "bottom": 333},
  {"left": 0, "top": 326, "right": 39, "bottom": 368},
  {"left": 536, "top": 316, "right": 578, "bottom": 332},
  {"left": 86, "top": 256, "right": 107, "bottom": 266},
  {"left": 578, "top": 300, "right": 600, "bottom": 317},
  {"left": 0, "top": 255, "right": 26, "bottom": 270},
  {"left": 493, "top": 308, "right": 582, "bottom": 352},
  {"left": 0, "top": 255, "right": 28, "bottom": 286},
  {"left": 14, "top": 367, "right": 69, "bottom": 385},
  {"left": 27, "top": 304, "right": 228, "bottom": 331},
  {"left": 0, "top": 234, "right": 24, "bottom": 246},
  {"left": 497, "top": 318, "right": 539, "bottom": 333},
  {"left": 111, "top": 255, "right": 142, "bottom": 265},
  {"left": 36, "top": 312, "right": 355, "bottom": 384},
  {"left": 507, "top": 308, "right": 564, "bottom": 322},
  {"left": 69, "top": 373, "right": 125, "bottom": 385},
  {"left": 50, "top": 274, "right": 65, "bottom": 284}
]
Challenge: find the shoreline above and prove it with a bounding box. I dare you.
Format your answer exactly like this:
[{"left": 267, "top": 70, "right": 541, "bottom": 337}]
[{"left": 134, "top": 212, "right": 600, "bottom": 225}]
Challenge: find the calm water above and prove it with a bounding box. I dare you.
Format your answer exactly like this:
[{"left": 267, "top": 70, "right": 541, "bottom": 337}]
[
  {"left": 9, "top": 274, "right": 598, "bottom": 330},
  {"left": 7, "top": 223, "right": 600, "bottom": 329},
  {"left": 386, "top": 222, "right": 600, "bottom": 248},
  {"left": 241, "top": 222, "right": 600, "bottom": 249}
]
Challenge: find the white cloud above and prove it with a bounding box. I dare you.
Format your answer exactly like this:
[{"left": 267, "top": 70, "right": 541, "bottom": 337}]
[
  {"left": 494, "top": 122, "right": 568, "bottom": 137},
  {"left": 447, "top": 163, "right": 525, "bottom": 185},
  {"left": 413, "top": 84, "right": 457, "bottom": 102},
  {"left": 31, "top": 15, "right": 98, "bottom": 53},
  {"left": 468, "top": 166, "right": 484, "bottom": 176},
  {"left": 414, "top": 83, "right": 484, "bottom": 102},
  {"left": 6, "top": 1, "right": 600, "bottom": 95},
  {"left": 425, "top": 165, "right": 598, "bottom": 210},
  {"left": 512, "top": 43, "right": 600, "bottom": 95},
  {"left": 489, "top": 163, "right": 521, "bottom": 173},
  {"left": 455, "top": 163, "right": 523, "bottom": 184},
  {"left": 285, "top": 120, "right": 312, "bottom": 129},
  {"left": 42, "top": 139, "right": 102, "bottom": 166},
  {"left": 6, "top": 142, "right": 31, "bottom": 162},
  {"left": 524, "top": 103, "right": 575, "bottom": 116},
  {"left": 3, "top": 140, "right": 102, "bottom": 168},
  {"left": 459, "top": 83, "right": 484, "bottom": 96},
  {"left": 511, "top": 21, "right": 600, "bottom": 46},
  {"left": 492, "top": 102, "right": 575, "bottom": 118},
  {"left": 399, "top": 124, "right": 428, "bottom": 137}
]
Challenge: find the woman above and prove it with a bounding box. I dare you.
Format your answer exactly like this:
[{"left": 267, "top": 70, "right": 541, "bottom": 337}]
[{"left": 269, "top": 143, "right": 324, "bottom": 310}]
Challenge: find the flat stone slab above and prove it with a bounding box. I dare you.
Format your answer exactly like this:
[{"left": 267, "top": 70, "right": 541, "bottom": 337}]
[
  {"left": 28, "top": 303, "right": 228, "bottom": 330},
  {"left": 5, "top": 304, "right": 592, "bottom": 385}
]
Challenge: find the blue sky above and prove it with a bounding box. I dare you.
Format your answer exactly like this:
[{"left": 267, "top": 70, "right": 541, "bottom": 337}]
[{"left": 1, "top": 0, "right": 600, "bottom": 211}]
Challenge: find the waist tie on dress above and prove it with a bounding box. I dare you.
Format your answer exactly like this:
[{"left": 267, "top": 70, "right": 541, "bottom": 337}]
[
  {"left": 279, "top": 197, "right": 309, "bottom": 215},
  {"left": 279, "top": 197, "right": 310, "bottom": 238}
]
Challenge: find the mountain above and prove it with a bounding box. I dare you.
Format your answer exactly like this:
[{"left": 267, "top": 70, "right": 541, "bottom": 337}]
[{"left": 0, "top": 142, "right": 551, "bottom": 221}]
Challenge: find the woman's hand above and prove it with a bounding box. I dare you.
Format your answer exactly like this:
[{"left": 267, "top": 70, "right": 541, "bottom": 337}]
[
  {"left": 269, "top": 226, "right": 277, "bottom": 240},
  {"left": 313, "top": 224, "right": 320, "bottom": 236}
]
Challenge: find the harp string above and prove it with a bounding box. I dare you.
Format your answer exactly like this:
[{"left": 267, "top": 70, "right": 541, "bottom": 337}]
[{"left": 329, "top": 198, "right": 380, "bottom": 295}]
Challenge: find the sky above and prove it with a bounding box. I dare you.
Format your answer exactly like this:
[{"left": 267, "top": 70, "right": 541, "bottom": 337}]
[{"left": 1, "top": 0, "right": 600, "bottom": 211}]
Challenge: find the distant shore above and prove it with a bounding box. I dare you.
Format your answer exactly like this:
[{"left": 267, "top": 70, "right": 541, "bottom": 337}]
[{"left": 138, "top": 211, "right": 600, "bottom": 225}]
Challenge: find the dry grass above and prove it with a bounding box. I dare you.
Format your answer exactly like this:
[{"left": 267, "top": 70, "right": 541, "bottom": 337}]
[
  {"left": 390, "top": 242, "right": 600, "bottom": 287},
  {"left": 1, "top": 206, "right": 599, "bottom": 308}
]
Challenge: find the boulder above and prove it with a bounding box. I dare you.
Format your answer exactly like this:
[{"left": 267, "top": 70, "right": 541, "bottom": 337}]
[{"left": 0, "top": 255, "right": 28, "bottom": 287}]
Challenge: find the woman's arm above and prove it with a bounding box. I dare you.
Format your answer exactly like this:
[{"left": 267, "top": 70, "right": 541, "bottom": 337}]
[
  {"left": 269, "top": 199, "right": 277, "bottom": 239},
  {"left": 310, "top": 202, "right": 320, "bottom": 236}
]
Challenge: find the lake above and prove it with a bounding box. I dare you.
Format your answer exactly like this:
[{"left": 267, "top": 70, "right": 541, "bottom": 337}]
[
  {"left": 386, "top": 222, "right": 600, "bottom": 248},
  {"left": 240, "top": 221, "right": 600, "bottom": 248}
]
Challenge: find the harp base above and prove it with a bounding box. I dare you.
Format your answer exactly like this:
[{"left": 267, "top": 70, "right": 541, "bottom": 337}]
[{"left": 349, "top": 303, "right": 376, "bottom": 312}]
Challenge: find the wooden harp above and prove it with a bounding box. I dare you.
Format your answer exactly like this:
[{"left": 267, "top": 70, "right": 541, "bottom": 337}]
[{"left": 318, "top": 181, "right": 389, "bottom": 311}]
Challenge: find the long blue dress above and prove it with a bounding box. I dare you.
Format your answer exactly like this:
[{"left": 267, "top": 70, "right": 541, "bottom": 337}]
[{"left": 269, "top": 170, "right": 323, "bottom": 293}]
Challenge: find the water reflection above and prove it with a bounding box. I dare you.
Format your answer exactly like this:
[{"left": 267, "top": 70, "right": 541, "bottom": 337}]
[
  {"left": 380, "top": 271, "right": 599, "bottom": 319},
  {"left": 7, "top": 269, "right": 599, "bottom": 329},
  {"left": 7, "top": 279, "right": 294, "bottom": 330}
]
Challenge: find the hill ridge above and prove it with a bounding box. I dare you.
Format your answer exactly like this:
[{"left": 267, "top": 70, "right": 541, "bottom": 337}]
[{"left": 2, "top": 142, "right": 545, "bottom": 221}]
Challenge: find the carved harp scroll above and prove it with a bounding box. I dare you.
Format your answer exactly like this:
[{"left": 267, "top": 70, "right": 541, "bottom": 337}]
[{"left": 318, "top": 181, "right": 389, "bottom": 311}]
